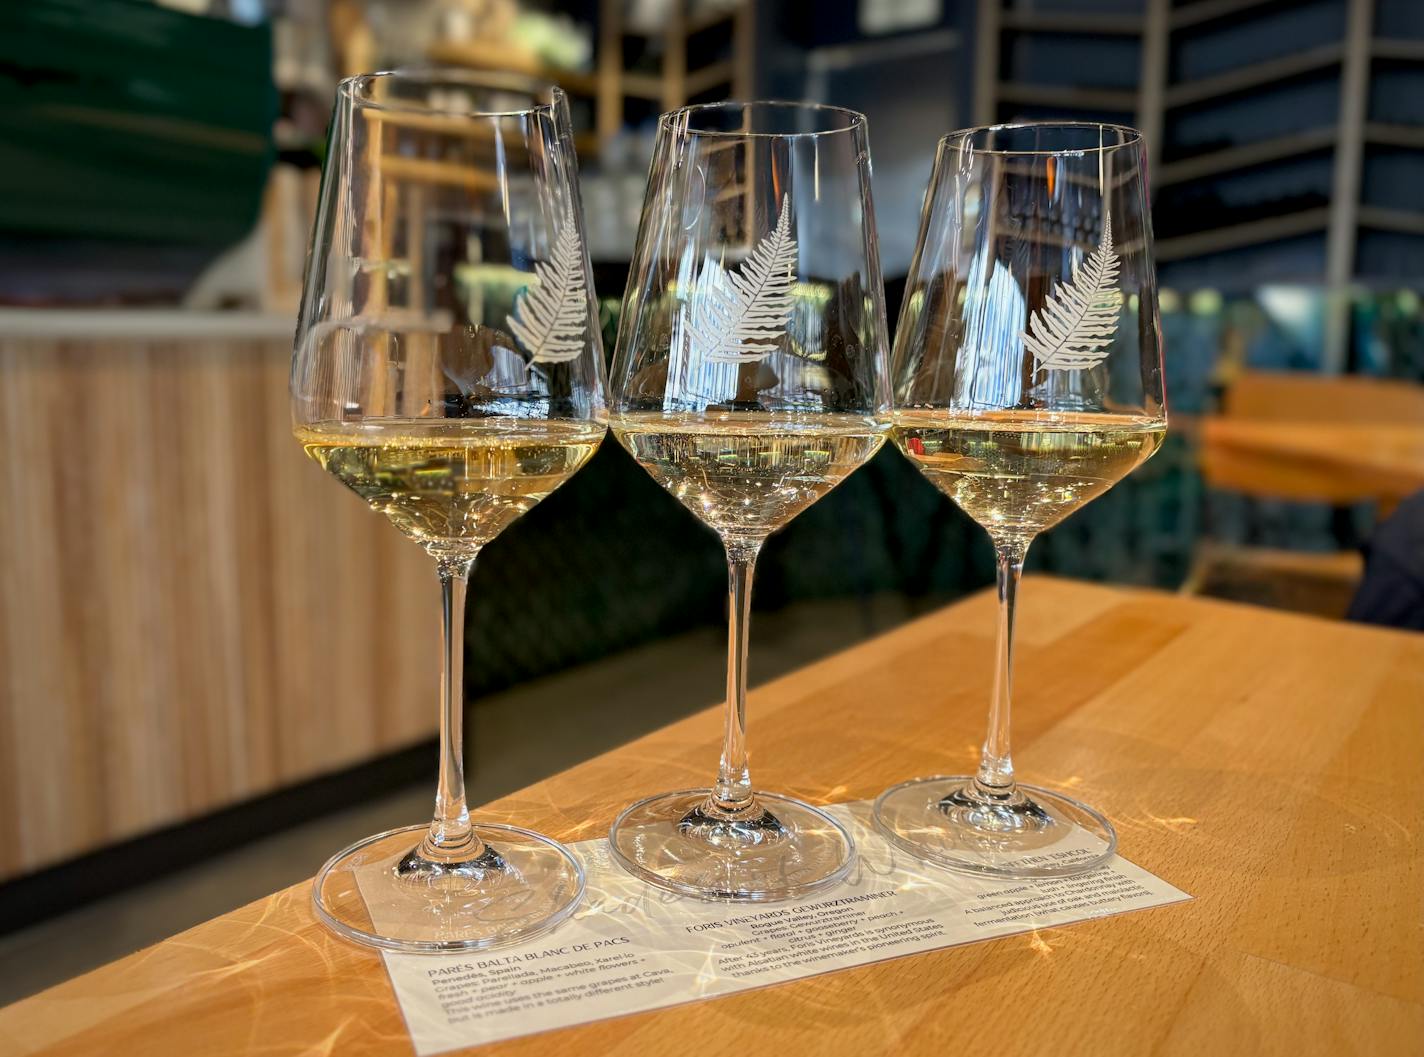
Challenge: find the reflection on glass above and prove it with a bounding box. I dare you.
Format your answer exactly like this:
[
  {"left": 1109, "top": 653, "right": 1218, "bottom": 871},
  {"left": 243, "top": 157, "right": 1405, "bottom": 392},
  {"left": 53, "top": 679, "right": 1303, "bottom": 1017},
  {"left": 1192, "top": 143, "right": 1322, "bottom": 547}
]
[
  {"left": 607, "top": 102, "right": 890, "bottom": 901},
  {"left": 876, "top": 122, "right": 1168, "bottom": 879},
  {"left": 291, "top": 72, "right": 606, "bottom": 951}
]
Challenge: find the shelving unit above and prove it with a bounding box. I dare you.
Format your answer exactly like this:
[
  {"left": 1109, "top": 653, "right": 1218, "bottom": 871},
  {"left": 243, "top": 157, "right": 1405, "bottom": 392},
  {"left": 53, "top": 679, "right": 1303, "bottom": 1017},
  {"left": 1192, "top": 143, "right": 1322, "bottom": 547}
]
[
  {"left": 597, "top": 0, "right": 754, "bottom": 139},
  {"left": 1160, "top": 0, "right": 1424, "bottom": 364},
  {"left": 977, "top": 0, "right": 1424, "bottom": 367},
  {"left": 974, "top": 0, "right": 1170, "bottom": 176},
  {"left": 428, "top": 1, "right": 754, "bottom": 153}
]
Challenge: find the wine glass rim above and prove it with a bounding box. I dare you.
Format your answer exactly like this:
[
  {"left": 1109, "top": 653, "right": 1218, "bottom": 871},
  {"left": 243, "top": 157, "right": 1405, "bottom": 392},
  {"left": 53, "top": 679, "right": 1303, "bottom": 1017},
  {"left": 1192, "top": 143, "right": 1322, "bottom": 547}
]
[
  {"left": 659, "top": 100, "right": 867, "bottom": 139},
  {"left": 337, "top": 68, "right": 566, "bottom": 119},
  {"left": 941, "top": 121, "right": 1143, "bottom": 156}
]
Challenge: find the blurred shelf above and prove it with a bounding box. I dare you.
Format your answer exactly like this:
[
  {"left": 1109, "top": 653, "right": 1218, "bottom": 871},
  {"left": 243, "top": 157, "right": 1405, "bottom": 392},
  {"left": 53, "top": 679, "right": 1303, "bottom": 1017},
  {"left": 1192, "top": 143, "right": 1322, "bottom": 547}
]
[
  {"left": 686, "top": 59, "right": 735, "bottom": 96},
  {"left": 1170, "top": 0, "right": 1284, "bottom": 31},
  {"left": 427, "top": 40, "right": 599, "bottom": 95},
  {"left": 622, "top": 5, "right": 738, "bottom": 38},
  {"left": 621, "top": 72, "right": 664, "bottom": 100},
  {"left": 426, "top": 4, "right": 747, "bottom": 150},
  {"left": 1156, "top": 127, "right": 1337, "bottom": 186},
  {"left": 369, "top": 109, "right": 496, "bottom": 136},
  {"left": 273, "top": 132, "right": 321, "bottom": 153},
  {"left": 367, "top": 109, "right": 600, "bottom": 156},
  {"left": 1165, "top": 42, "right": 1343, "bottom": 109},
  {"left": 379, "top": 155, "right": 501, "bottom": 192},
  {"left": 1372, "top": 38, "right": 1424, "bottom": 63},
  {"left": 804, "top": 28, "right": 960, "bottom": 73},
  {"left": 1357, "top": 206, "right": 1424, "bottom": 236},
  {"left": 997, "top": 81, "right": 1138, "bottom": 112},
  {"left": 1162, "top": 38, "right": 1424, "bottom": 115},
  {"left": 687, "top": 5, "right": 738, "bottom": 35},
  {"left": 1155, "top": 207, "right": 1331, "bottom": 261},
  {"left": 999, "top": 10, "right": 1143, "bottom": 35},
  {"left": 977, "top": 0, "right": 1424, "bottom": 353},
  {"left": 1364, "top": 122, "right": 1424, "bottom": 149}
]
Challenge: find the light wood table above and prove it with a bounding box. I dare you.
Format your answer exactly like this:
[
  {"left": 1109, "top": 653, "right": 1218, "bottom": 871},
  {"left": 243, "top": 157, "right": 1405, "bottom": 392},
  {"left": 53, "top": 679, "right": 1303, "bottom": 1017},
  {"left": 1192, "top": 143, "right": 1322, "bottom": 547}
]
[
  {"left": 1200, "top": 417, "right": 1424, "bottom": 507},
  {"left": 3, "top": 579, "right": 1421, "bottom": 1056}
]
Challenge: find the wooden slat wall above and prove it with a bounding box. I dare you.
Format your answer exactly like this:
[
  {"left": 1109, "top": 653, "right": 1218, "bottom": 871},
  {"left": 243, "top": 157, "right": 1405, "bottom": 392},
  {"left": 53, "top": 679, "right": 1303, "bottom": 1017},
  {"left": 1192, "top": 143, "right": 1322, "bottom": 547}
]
[{"left": 0, "top": 332, "right": 438, "bottom": 881}]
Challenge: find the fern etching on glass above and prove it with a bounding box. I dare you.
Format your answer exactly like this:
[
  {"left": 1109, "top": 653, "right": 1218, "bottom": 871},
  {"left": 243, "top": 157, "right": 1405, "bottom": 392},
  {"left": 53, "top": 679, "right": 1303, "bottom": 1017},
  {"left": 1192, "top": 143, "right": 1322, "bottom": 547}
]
[
  {"left": 1021, "top": 215, "right": 1121, "bottom": 372},
  {"left": 507, "top": 201, "right": 588, "bottom": 363},
  {"left": 683, "top": 193, "right": 798, "bottom": 364}
]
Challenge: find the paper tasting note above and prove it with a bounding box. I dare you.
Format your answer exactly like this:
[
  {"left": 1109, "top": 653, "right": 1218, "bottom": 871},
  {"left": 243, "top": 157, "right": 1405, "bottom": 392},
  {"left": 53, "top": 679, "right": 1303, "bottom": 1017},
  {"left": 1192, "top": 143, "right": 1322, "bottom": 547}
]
[{"left": 365, "top": 802, "right": 1189, "bottom": 1054}]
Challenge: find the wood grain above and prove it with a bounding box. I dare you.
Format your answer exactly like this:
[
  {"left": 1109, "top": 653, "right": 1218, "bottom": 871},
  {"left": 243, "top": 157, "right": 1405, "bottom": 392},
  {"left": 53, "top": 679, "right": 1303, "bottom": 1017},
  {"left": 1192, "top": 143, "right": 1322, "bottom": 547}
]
[
  {"left": 2, "top": 579, "right": 1420, "bottom": 1055},
  {"left": 0, "top": 334, "right": 438, "bottom": 881},
  {"left": 1201, "top": 371, "right": 1424, "bottom": 506},
  {"left": 1200, "top": 419, "right": 1424, "bottom": 505},
  {"left": 1221, "top": 371, "right": 1424, "bottom": 425}
]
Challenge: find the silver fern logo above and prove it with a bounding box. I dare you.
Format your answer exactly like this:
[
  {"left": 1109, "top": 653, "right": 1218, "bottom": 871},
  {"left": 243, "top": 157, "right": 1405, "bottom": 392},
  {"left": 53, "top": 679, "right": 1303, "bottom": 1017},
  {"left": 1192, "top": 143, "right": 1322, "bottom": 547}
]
[
  {"left": 684, "top": 193, "right": 798, "bottom": 363},
  {"left": 1021, "top": 215, "right": 1122, "bottom": 371},
  {"left": 507, "top": 201, "right": 588, "bottom": 364}
]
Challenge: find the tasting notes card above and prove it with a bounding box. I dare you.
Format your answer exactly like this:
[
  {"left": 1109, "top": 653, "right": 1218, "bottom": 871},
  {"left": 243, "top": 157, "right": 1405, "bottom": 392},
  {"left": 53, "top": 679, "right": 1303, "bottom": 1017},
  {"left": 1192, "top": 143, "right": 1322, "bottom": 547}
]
[{"left": 366, "top": 801, "right": 1188, "bottom": 1054}]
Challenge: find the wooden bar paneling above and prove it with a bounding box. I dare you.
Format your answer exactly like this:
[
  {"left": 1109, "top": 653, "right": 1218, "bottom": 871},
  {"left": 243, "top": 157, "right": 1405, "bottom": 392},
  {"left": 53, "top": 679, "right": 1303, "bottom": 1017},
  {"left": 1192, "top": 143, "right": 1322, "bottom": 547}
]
[{"left": 0, "top": 326, "right": 438, "bottom": 881}]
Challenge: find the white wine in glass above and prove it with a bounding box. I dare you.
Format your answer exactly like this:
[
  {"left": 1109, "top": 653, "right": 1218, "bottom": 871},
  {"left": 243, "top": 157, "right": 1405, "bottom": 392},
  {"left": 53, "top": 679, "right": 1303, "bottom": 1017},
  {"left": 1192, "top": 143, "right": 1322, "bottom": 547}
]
[
  {"left": 614, "top": 412, "right": 883, "bottom": 545},
  {"left": 608, "top": 102, "right": 890, "bottom": 901},
  {"left": 876, "top": 122, "right": 1168, "bottom": 879},
  {"left": 892, "top": 410, "right": 1165, "bottom": 542},
  {"left": 291, "top": 73, "right": 606, "bottom": 951},
  {"left": 297, "top": 419, "right": 605, "bottom": 558}
]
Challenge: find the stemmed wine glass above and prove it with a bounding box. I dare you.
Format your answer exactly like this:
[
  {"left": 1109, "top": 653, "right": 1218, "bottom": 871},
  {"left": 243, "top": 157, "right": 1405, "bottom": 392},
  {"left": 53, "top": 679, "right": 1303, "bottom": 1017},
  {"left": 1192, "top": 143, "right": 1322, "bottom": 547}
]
[
  {"left": 875, "top": 122, "right": 1167, "bottom": 878},
  {"left": 292, "top": 71, "right": 606, "bottom": 950},
  {"left": 607, "top": 101, "right": 889, "bottom": 901}
]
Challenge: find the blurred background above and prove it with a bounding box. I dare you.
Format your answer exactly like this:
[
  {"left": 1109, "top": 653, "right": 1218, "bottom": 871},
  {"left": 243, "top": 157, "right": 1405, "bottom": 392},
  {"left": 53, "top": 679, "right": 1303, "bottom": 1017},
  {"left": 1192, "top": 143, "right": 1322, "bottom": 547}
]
[{"left": 2, "top": 0, "right": 1421, "bottom": 1001}]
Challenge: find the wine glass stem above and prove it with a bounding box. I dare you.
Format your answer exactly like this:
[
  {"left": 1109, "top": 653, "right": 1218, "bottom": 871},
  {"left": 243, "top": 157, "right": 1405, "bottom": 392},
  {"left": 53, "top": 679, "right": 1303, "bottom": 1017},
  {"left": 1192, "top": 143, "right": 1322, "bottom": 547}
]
[
  {"left": 712, "top": 544, "right": 761, "bottom": 815},
  {"left": 976, "top": 538, "right": 1030, "bottom": 797},
  {"left": 421, "top": 555, "right": 481, "bottom": 860}
]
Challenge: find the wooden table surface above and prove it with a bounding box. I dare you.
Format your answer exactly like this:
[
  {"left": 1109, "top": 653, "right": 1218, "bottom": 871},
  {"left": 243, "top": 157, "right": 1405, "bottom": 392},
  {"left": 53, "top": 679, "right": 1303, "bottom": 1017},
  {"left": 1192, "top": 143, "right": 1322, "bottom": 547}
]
[
  {"left": 4, "top": 579, "right": 1422, "bottom": 1056},
  {"left": 1199, "top": 417, "right": 1424, "bottom": 505}
]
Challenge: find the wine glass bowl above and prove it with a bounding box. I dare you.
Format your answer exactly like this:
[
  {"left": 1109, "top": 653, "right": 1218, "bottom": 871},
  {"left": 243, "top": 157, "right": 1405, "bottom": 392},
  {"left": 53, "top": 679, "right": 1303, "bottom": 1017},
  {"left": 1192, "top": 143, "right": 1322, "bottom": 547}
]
[
  {"left": 875, "top": 122, "right": 1166, "bottom": 879},
  {"left": 291, "top": 71, "right": 605, "bottom": 950},
  {"left": 606, "top": 101, "right": 890, "bottom": 901}
]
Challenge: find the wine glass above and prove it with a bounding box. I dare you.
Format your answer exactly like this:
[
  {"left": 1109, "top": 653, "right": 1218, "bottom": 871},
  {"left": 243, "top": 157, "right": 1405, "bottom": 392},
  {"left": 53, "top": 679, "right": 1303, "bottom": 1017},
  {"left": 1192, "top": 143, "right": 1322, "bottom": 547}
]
[
  {"left": 874, "top": 122, "right": 1167, "bottom": 879},
  {"left": 291, "top": 71, "right": 606, "bottom": 950},
  {"left": 607, "top": 101, "right": 889, "bottom": 901}
]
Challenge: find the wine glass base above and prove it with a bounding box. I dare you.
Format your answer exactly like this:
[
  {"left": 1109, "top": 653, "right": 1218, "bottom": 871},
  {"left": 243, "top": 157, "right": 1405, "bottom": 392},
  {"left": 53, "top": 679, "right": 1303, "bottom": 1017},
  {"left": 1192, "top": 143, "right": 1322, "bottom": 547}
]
[
  {"left": 873, "top": 776, "right": 1116, "bottom": 879},
  {"left": 312, "top": 822, "right": 585, "bottom": 952},
  {"left": 608, "top": 789, "right": 854, "bottom": 902}
]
